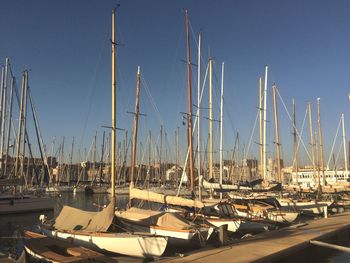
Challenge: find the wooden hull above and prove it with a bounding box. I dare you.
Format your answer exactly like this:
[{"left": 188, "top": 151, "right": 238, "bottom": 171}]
[
  {"left": 0, "top": 195, "right": 54, "bottom": 215},
  {"left": 24, "top": 231, "right": 114, "bottom": 262},
  {"left": 42, "top": 229, "right": 168, "bottom": 258}
]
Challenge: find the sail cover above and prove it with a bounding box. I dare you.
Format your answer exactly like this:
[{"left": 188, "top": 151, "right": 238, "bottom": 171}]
[
  {"left": 54, "top": 198, "right": 115, "bottom": 232},
  {"left": 129, "top": 187, "right": 204, "bottom": 209},
  {"left": 116, "top": 207, "right": 194, "bottom": 230}
]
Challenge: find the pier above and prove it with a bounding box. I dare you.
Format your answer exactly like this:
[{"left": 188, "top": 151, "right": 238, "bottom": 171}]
[{"left": 165, "top": 212, "right": 350, "bottom": 262}]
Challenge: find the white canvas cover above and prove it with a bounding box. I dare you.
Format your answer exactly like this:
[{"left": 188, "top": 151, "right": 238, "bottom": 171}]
[
  {"left": 129, "top": 187, "right": 204, "bottom": 209},
  {"left": 116, "top": 207, "right": 194, "bottom": 230},
  {"left": 54, "top": 198, "right": 115, "bottom": 232}
]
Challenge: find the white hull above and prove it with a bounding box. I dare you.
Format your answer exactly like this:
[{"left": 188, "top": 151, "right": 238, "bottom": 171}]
[
  {"left": 43, "top": 229, "right": 168, "bottom": 258},
  {"left": 45, "top": 186, "right": 73, "bottom": 193},
  {"left": 0, "top": 195, "right": 54, "bottom": 215},
  {"left": 278, "top": 199, "right": 331, "bottom": 214},
  {"left": 267, "top": 210, "right": 298, "bottom": 223},
  {"left": 205, "top": 218, "right": 241, "bottom": 232}
]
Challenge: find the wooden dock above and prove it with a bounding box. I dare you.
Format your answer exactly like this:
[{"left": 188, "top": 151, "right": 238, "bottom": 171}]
[{"left": 164, "top": 212, "right": 350, "bottom": 263}]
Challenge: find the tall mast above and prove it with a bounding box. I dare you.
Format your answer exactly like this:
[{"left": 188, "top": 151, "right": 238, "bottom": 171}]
[
  {"left": 176, "top": 127, "right": 179, "bottom": 186},
  {"left": 148, "top": 130, "right": 151, "bottom": 183},
  {"left": 272, "top": 85, "right": 281, "bottom": 184},
  {"left": 342, "top": 113, "right": 348, "bottom": 172},
  {"left": 315, "top": 130, "right": 320, "bottom": 189},
  {"left": 0, "top": 58, "right": 9, "bottom": 173},
  {"left": 15, "top": 73, "right": 25, "bottom": 178},
  {"left": 259, "top": 77, "right": 263, "bottom": 179},
  {"left": 317, "top": 98, "right": 326, "bottom": 186},
  {"left": 111, "top": 8, "right": 117, "bottom": 198},
  {"left": 20, "top": 71, "right": 28, "bottom": 181},
  {"left": 70, "top": 137, "right": 74, "bottom": 183},
  {"left": 0, "top": 65, "right": 4, "bottom": 171},
  {"left": 159, "top": 125, "right": 163, "bottom": 184},
  {"left": 93, "top": 131, "right": 97, "bottom": 171},
  {"left": 292, "top": 98, "right": 299, "bottom": 183},
  {"left": 185, "top": 10, "right": 195, "bottom": 194},
  {"left": 4, "top": 77, "right": 14, "bottom": 177},
  {"left": 262, "top": 66, "right": 268, "bottom": 182},
  {"left": 197, "top": 32, "right": 202, "bottom": 200},
  {"left": 308, "top": 103, "right": 317, "bottom": 184},
  {"left": 209, "top": 58, "right": 213, "bottom": 180},
  {"left": 100, "top": 131, "right": 105, "bottom": 186},
  {"left": 219, "top": 62, "right": 224, "bottom": 199},
  {"left": 130, "top": 66, "right": 141, "bottom": 189}
]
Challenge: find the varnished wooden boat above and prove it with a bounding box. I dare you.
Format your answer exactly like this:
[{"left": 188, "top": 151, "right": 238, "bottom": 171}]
[{"left": 24, "top": 231, "right": 115, "bottom": 262}]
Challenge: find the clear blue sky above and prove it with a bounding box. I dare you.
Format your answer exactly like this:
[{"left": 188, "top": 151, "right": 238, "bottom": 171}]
[{"left": 1, "top": 0, "right": 350, "bottom": 167}]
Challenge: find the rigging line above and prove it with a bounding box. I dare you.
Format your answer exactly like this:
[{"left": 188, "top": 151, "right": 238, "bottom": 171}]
[
  {"left": 188, "top": 20, "right": 208, "bottom": 72},
  {"left": 177, "top": 58, "right": 208, "bottom": 196},
  {"left": 326, "top": 116, "right": 342, "bottom": 169},
  {"left": 292, "top": 106, "right": 308, "bottom": 168},
  {"left": 245, "top": 109, "right": 259, "bottom": 160},
  {"left": 332, "top": 139, "right": 343, "bottom": 171},
  {"left": 135, "top": 142, "right": 146, "bottom": 185},
  {"left": 175, "top": 68, "right": 188, "bottom": 129},
  {"left": 275, "top": 87, "right": 313, "bottom": 163},
  {"left": 212, "top": 62, "right": 237, "bottom": 136},
  {"left": 78, "top": 25, "right": 109, "bottom": 151},
  {"left": 140, "top": 74, "right": 164, "bottom": 126}
]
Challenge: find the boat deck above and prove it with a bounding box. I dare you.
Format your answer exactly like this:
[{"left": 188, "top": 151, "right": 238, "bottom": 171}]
[{"left": 163, "top": 212, "right": 350, "bottom": 262}]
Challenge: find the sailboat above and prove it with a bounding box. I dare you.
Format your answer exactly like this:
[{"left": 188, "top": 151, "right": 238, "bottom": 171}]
[
  {"left": 0, "top": 59, "right": 55, "bottom": 215},
  {"left": 112, "top": 63, "right": 210, "bottom": 246},
  {"left": 40, "top": 8, "right": 168, "bottom": 258},
  {"left": 24, "top": 231, "right": 115, "bottom": 263}
]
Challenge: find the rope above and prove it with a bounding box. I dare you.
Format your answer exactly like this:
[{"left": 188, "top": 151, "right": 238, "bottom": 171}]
[
  {"left": 292, "top": 106, "right": 308, "bottom": 168},
  {"left": 275, "top": 88, "right": 313, "bottom": 163},
  {"left": 326, "top": 116, "right": 342, "bottom": 169},
  {"left": 176, "top": 62, "right": 209, "bottom": 195},
  {"left": 141, "top": 75, "right": 164, "bottom": 126},
  {"left": 245, "top": 109, "right": 259, "bottom": 159}
]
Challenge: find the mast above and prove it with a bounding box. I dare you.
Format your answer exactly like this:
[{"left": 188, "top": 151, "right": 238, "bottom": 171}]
[
  {"left": 259, "top": 77, "right": 263, "bottom": 179},
  {"left": 0, "top": 65, "right": 4, "bottom": 172},
  {"left": 93, "top": 131, "right": 97, "bottom": 172},
  {"left": 159, "top": 125, "right": 163, "bottom": 184},
  {"left": 185, "top": 10, "right": 195, "bottom": 194},
  {"left": 130, "top": 66, "right": 141, "bottom": 189},
  {"left": 317, "top": 98, "right": 326, "bottom": 186},
  {"left": 315, "top": 130, "right": 320, "bottom": 189},
  {"left": 15, "top": 73, "right": 25, "bottom": 179},
  {"left": 176, "top": 127, "right": 179, "bottom": 186},
  {"left": 292, "top": 98, "right": 299, "bottom": 183},
  {"left": 197, "top": 32, "right": 202, "bottom": 200},
  {"left": 0, "top": 58, "right": 9, "bottom": 173},
  {"left": 70, "top": 137, "right": 74, "bottom": 184},
  {"left": 342, "top": 113, "right": 348, "bottom": 172},
  {"left": 219, "top": 62, "right": 224, "bottom": 199},
  {"left": 100, "top": 131, "right": 105, "bottom": 186},
  {"left": 308, "top": 103, "right": 317, "bottom": 184},
  {"left": 60, "top": 137, "right": 65, "bottom": 183},
  {"left": 272, "top": 85, "right": 281, "bottom": 184},
  {"left": 209, "top": 58, "right": 213, "bottom": 180},
  {"left": 262, "top": 66, "right": 268, "bottom": 182},
  {"left": 20, "top": 70, "right": 28, "bottom": 182},
  {"left": 148, "top": 130, "right": 151, "bottom": 183},
  {"left": 4, "top": 77, "right": 14, "bottom": 177},
  {"left": 111, "top": 8, "right": 117, "bottom": 198}
]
